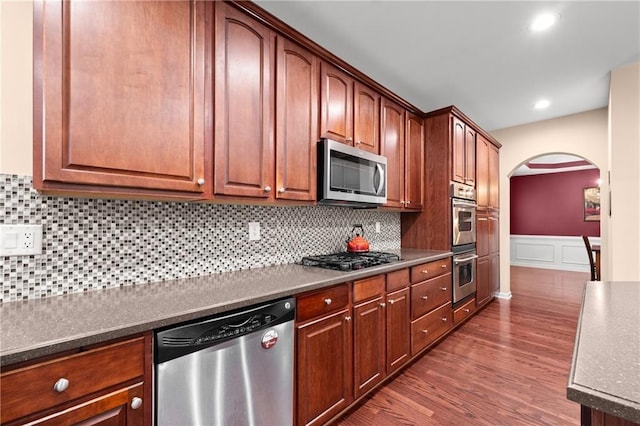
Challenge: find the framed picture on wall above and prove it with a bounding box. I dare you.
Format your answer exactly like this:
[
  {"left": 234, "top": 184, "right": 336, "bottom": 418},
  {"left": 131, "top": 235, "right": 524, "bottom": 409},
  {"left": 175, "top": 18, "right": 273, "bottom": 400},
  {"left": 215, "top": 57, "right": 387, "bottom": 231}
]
[{"left": 584, "top": 187, "right": 600, "bottom": 221}]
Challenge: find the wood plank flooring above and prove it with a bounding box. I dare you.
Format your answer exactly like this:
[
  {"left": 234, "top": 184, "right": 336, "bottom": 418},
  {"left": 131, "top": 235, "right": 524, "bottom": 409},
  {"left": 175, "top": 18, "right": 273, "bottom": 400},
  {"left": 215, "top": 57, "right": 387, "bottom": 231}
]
[{"left": 334, "top": 266, "right": 588, "bottom": 425}]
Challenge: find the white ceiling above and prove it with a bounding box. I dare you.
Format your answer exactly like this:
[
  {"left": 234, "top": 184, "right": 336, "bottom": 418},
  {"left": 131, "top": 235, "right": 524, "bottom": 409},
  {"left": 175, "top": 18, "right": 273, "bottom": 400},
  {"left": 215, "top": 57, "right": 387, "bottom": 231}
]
[{"left": 254, "top": 0, "right": 640, "bottom": 132}]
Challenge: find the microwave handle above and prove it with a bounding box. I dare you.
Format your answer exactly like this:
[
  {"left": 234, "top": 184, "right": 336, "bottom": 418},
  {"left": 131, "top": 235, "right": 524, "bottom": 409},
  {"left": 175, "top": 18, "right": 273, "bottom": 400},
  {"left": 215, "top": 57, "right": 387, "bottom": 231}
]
[{"left": 374, "top": 164, "right": 385, "bottom": 195}]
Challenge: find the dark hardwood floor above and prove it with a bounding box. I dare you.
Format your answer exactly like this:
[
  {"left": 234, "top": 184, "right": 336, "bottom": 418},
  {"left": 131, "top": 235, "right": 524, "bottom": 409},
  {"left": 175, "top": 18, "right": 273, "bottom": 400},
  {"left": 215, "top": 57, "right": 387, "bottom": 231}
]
[{"left": 335, "top": 266, "right": 588, "bottom": 426}]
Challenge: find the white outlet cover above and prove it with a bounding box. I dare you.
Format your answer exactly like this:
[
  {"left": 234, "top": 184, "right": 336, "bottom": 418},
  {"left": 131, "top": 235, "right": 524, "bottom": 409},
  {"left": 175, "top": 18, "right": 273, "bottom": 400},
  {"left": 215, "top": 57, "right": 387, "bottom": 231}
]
[
  {"left": 248, "top": 222, "right": 261, "bottom": 241},
  {"left": 0, "top": 224, "right": 43, "bottom": 256}
]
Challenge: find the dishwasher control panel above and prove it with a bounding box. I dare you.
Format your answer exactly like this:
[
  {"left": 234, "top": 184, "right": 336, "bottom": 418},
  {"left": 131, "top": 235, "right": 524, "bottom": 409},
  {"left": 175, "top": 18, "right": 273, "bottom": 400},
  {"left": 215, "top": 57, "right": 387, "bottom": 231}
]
[{"left": 195, "top": 313, "right": 276, "bottom": 344}]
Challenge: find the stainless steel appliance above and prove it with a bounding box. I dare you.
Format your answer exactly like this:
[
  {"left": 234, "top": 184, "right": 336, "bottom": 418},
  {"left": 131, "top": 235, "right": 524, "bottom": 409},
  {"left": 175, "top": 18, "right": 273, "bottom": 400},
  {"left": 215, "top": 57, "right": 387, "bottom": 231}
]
[
  {"left": 451, "top": 182, "right": 476, "bottom": 247},
  {"left": 318, "top": 138, "right": 387, "bottom": 207},
  {"left": 300, "top": 251, "right": 400, "bottom": 271},
  {"left": 453, "top": 250, "right": 477, "bottom": 303},
  {"left": 155, "top": 298, "right": 295, "bottom": 426}
]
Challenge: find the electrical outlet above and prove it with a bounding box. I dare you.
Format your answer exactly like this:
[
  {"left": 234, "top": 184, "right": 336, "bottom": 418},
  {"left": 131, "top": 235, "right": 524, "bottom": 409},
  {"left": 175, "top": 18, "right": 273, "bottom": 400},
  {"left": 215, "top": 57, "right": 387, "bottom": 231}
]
[
  {"left": 0, "top": 224, "right": 43, "bottom": 256},
  {"left": 248, "top": 222, "right": 261, "bottom": 241}
]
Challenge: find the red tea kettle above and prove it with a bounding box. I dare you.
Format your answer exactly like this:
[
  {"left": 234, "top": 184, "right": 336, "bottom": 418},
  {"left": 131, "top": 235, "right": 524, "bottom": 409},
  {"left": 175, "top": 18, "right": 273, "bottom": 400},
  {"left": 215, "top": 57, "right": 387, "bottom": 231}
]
[{"left": 346, "top": 225, "right": 370, "bottom": 253}]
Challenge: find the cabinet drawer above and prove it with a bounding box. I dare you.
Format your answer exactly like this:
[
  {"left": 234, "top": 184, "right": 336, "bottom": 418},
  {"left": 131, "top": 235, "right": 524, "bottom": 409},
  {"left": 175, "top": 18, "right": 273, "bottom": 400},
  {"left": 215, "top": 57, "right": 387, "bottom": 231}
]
[
  {"left": 386, "top": 268, "right": 409, "bottom": 293},
  {"left": 353, "top": 275, "right": 385, "bottom": 303},
  {"left": 453, "top": 298, "right": 476, "bottom": 325},
  {"left": 411, "top": 273, "right": 452, "bottom": 320},
  {"left": 0, "top": 337, "right": 145, "bottom": 424},
  {"left": 411, "top": 303, "right": 452, "bottom": 356},
  {"left": 297, "top": 284, "right": 350, "bottom": 323},
  {"left": 410, "top": 258, "right": 451, "bottom": 283}
]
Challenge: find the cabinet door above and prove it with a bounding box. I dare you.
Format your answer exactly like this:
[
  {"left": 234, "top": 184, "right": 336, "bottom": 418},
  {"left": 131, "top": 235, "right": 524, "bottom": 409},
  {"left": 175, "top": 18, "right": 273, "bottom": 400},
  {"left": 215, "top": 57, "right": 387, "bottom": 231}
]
[
  {"left": 320, "top": 62, "right": 353, "bottom": 144},
  {"left": 353, "top": 82, "right": 380, "bottom": 153},
  {"left": 297, "top": 310, "right": 352, "bottom": 426},
  {"left": 476, "top": 256, "right": 491, "bottom": 306},
  {"left": 465, "top": 126, "right": 476, "bottom": 186},
  {"left": 34, "top": 1, "right": 209, "bottom": 195},
  {"left": 215, "top": 2, "right": 274, "bottom": 198},
  {"left": 476, "top": 134, "right": 490, "bottom": 208},
  {"left": 386, "top": 287, "right": 410, "bottom": 374},
  {"left": 476, "top": 213, "right": 489, "bottom": 258},
  {"left": 489, "top": 145, "right": 500, "bottom": 208},
  {"left": 491, "top": 254, "right": 500, "bottom": 294},
  {"left": 353, "top": 296, "right": 385, "bottom": 399},
  {"left": 275, "top": 37, "right": 318, "bottom": 201},
  {"left": 405, "top": 112, "right": 424, "bottom": 210},
  {"left": 29, "top": 383, "right": 144, "bottom": 426},
  {"left": 489, "top": 214, "right": 499, "bottom": 255},
  {"left": 451, "top": 116, "right": 466, "bottom": 184},
  {"left": 381, "top": 98, "right": 405, "bottom": 208}
]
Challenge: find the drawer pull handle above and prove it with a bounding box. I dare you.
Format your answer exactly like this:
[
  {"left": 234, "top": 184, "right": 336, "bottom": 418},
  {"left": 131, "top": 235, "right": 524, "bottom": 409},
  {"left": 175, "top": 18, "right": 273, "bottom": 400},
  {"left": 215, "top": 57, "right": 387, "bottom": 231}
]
[
  {"left": 421, "top": 295, "right": 428, "bottom": 300},
  {"left": 421, "top": 269, "right": 429, "bottom": 274},
  {"left": 441, "top": 317, "right": 448, "bottom": 322},
  {"left": 53, "top": 378, "right": 69, "bottom": 393},
  {"left": 388, "top": 299, "right": 395, "bottom": 305},
  {"left": 421, "top": 329, "right": 428, "bottom": 334},
  {"left": 131, "top": 397, "right": 143, "bottom": 410},
  {"left": 324, "top": 298, "right": 332, "bottom": 306},
  {"left": 345, "top": 316, "right": 352, "bottom": 322},
  {"left": 464, "top": 308, "right": 470, "bottom": 313},
  {"left": 440, "top": 287, "right": 448, "bottom": 291},
  {"left": 380, "top": 302, "right": 386, "bottom": 308}
]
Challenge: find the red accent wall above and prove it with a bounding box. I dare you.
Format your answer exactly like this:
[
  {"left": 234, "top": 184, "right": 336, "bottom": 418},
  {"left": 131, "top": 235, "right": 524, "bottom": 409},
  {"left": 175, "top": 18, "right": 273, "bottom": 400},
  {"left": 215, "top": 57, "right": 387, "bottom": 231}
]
[{"left": 510, "top": 169, "right": 600, "bottom": 236}]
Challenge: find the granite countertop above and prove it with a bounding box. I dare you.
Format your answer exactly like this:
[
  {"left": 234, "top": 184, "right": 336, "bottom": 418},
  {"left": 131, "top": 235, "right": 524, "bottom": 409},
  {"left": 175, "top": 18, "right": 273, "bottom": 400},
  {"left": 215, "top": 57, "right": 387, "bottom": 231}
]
[
  {"left": 567, "top": 281, "right": 640, "bottom": 423},
  {"left": 0, "top": 248, "right": 450, "bottom": 367}
]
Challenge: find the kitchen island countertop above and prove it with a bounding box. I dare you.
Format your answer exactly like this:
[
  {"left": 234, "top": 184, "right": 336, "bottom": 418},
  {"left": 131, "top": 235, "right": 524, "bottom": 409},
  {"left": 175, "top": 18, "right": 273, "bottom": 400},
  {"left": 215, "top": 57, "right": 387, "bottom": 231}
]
[
  {"left": 567, "top": 281, "right": 640, "bottom": 423},
  {"left": 0, "top": 248, "right": 450, "bottom": 367}
]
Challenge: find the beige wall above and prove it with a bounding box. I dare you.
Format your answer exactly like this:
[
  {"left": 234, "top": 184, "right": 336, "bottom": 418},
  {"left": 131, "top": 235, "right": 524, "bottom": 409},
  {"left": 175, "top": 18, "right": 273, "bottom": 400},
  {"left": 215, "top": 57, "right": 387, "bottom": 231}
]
[
  {"left": 0, "top": 1, "right": 33, "bottom": 176},
  {"left": 491, "top": 108, "right": 609, "bottom": 295},
  {"left": 608, "top": 62, "right": 640, "bottom": 280}
]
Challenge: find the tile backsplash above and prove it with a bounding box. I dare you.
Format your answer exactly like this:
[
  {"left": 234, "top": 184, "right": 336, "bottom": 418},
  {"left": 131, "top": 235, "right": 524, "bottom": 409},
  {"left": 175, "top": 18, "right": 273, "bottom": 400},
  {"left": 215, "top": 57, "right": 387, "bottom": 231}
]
[{"left": 1, "top": 174, "right": 401, "bottom": 302}]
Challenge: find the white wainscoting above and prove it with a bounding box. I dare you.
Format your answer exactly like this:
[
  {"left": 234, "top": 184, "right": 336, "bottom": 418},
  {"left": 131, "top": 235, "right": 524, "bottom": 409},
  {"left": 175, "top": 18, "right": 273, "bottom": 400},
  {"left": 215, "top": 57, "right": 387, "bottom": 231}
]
[{"left": 510, "top": 235, "right": 601, "bottom": 272}]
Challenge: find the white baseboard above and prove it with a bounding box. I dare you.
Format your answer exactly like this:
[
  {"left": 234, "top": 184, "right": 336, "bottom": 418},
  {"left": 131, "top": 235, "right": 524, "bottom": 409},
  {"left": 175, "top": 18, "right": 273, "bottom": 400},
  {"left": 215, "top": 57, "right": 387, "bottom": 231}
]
[
  {"left": 510, "top": 235, "right": 600, "bottom": 273},
  {"left": 494, "top": 291, "right": 512, "bottom": 299}
]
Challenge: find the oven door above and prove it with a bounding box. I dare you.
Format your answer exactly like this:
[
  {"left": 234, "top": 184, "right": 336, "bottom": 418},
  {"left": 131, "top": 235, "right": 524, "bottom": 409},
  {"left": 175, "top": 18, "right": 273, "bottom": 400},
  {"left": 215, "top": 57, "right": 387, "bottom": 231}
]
[
  {"left": 452, "top": 199, "right": 476, "bottom": 246},
  {"left": 453, "top": 251, "right": 477, "bottom": 304}
]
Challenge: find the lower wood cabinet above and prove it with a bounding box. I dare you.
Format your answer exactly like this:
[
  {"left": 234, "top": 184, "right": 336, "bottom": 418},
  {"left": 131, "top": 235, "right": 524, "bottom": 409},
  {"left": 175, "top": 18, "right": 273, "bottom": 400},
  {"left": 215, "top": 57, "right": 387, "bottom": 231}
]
[
  {"left": 353, "top": 295, "right": 386, "bottom": 398},
  {"left": 454, "top": 297, "right": 476, "bottom": 325},
  {"left": 0, "top": 334, "right": 151, "bottom": 425},
  {"left": 386, "top": 286, "right": 410, "bottom": 374},
  {"left": 411, "top": 302, "right": 452, "bottom": 356}
]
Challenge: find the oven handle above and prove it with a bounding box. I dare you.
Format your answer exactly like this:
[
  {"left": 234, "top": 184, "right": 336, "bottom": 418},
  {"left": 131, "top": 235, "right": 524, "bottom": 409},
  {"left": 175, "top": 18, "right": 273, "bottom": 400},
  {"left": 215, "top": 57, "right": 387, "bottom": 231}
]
[
  {"left": 454, "top": 254, "right": 478, "bottom": 264},
  {"left": 452, "top": 199, "right": 477, "bottom": 208}
]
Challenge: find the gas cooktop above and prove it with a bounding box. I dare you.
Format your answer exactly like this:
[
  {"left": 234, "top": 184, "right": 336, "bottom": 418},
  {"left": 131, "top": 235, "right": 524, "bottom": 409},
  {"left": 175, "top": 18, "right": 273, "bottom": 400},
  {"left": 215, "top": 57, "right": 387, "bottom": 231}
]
[{"left": 300, "top": 251, "right": 400, "bottom": 271}]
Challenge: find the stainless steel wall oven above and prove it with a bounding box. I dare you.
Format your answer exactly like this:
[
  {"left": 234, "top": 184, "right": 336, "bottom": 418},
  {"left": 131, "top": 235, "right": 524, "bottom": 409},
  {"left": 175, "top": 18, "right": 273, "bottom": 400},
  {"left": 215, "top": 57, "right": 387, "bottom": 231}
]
[
  {"left": 453, "top": 250, "right": 477, "bottom": 304},
  {"left": 451, "top": 182, "right": 476, "bottom": 247}
]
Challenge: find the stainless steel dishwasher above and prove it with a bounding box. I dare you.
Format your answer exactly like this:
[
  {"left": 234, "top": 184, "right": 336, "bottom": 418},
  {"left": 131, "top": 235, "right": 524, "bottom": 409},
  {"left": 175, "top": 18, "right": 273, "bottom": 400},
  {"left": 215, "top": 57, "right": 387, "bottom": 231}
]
[{"left": 154, "top": 298, "right": 295, "bottom": 426}]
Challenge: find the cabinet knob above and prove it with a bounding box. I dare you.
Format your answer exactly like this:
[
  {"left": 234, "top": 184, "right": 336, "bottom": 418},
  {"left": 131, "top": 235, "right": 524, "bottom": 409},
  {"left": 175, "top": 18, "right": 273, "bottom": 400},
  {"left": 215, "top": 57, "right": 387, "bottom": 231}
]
[
  {"left": 196, "top": 178, "right": 205, "bottom": 186},
  {"left": 421, "top": 295, "right": 428, "bottom": 300},
  {"left": 441, "top": 264, "right": 447, "bottom": 269},
  {"left": 324, "top": 298, "right": 332, "bottom": 305},
  {"left": 421, "top": 329, "right": 428, "bottom": 334},
  {"left": 406, "top": 200, "right": 411, "bottom": 205},
  {"left": 264, "top": 186, "right": 272, "bottom": 193},
  {"left": 463, "top": 308, "right": 470, "bottom": 313},
  {"left": 53, "top": 378, "right": 69, "bottom": 393},
  {"left": 131, "top": 397, "right": 143, "bottom": 410},
  {"left": 441, "top": 317, "right": 448, "bottom": 322},
  {"left": 345, "top": 316, "right": 352, "bottom": 322},
  {"left": 380, "top": 302, "right": 386, "bottom": 308},
  {"left": 440, "top": 287, "right": 448, "bottom": 291},
  {"left": 401, "top": 201, "right": 406, "bottom": 205},
  {"left": 346, "top": 137, "right": 353, "bottom": 142},
  {"left": 388, "top": 299, "right": 395, "bottom": 305},
  {"left": 356, "top": 140, "right": 362, "bottom": 144},
  {"left": 278, "top": 187, "right": 285, "bottom": 193},
  {"left": 421, "top": 269, "right": 428, "bottom": 274}
]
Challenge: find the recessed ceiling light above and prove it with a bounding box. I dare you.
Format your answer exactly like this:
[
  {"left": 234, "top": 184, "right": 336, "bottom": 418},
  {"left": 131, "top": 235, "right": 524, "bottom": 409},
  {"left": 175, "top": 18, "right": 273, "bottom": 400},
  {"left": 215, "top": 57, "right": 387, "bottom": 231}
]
[
  {"left": 533, "top": 99, "right": 550, "bottom": 110},
  {"left": 529, "top": 13, "right": 557, "bottom": 32}
]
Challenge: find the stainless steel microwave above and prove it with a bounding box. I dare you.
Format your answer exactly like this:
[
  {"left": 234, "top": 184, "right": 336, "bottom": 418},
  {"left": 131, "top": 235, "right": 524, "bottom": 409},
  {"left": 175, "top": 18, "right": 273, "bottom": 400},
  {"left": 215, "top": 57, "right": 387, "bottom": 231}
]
[{"left": 317, "top": 139, "right": 387, "bottom": 208}]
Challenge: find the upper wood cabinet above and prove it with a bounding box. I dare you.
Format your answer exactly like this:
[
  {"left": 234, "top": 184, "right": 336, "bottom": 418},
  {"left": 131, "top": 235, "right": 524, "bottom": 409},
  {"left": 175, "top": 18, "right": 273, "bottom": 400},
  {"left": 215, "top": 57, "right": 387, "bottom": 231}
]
[
  {"left": 275, "top": 37, "right": 319, "bottom": 202},
  {"left": 381, "top": 98, "right": 405, "bottom": 209},
  {"left": 214, "top": 2, "right": 275, "bottom": 199},
  {"left": 33, "top": 0, "right": 211, "bottom": 198},
  {"left": 476, "top": 133, "right": 500, "bottom": 209},
  {"left": 405, "top": 112, "right": 425, "bottom": 211},
  {"left": 320, "top": 62, "right": 380, "bottom": 154},
  {"left": 451, "top": 116, "right": 476, "bottom": 186}
]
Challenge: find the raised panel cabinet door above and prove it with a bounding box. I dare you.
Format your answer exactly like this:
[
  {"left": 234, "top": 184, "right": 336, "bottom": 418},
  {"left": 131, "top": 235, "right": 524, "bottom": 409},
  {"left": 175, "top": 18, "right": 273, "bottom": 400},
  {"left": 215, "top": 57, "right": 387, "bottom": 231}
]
[
  {"left": 489, "top": 214, "right": 499, "bottom": 255},
  {"left": 491, "top": 254, "right": 500, "bottom": 294},
  {"left": 33, "top": 0, "right": 209, "bottom": 194},
  {"left": 476, "top": 213, "right": 489, "bottom": 258},
  {"left": 476, "top": 134, "right": 490, "bottom": 208},
  {"left": 381, "top": 98, "right": 405, "bottom": 208},
  {"left": 489, "top": 145, "right": 500, "bottom": 209},
  {"left": 320, "top": 62, "right": 353, "bottom": 144},
  {"left": 476, "top": 256, "right": 491, "bottom": 307},
  {"left": 405, "top": 112, "right": 424, "bottom": 210},
  {"left": 451, "top": 116, "right": 466, "bottom": 184},
  {"left": 275, "top": 37, "right": 318, "bottom": 202},
  {"left": 353, "top": 296, "right": 386, "bottom": 399},
  {"left": 465, "top": 126, "right": 476, "bottom": 186},
  {"left": 296, "top": 310, "right": 353, "bottom": 426},
  {"left": 215, "top": 2, "right": 274, "bottom": 198},
  {"left": 353, "top": 82, "right": 380, "bottom": 153},
  {"left": 386, "top": 287, "right": 410, "bottom": 374}
]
